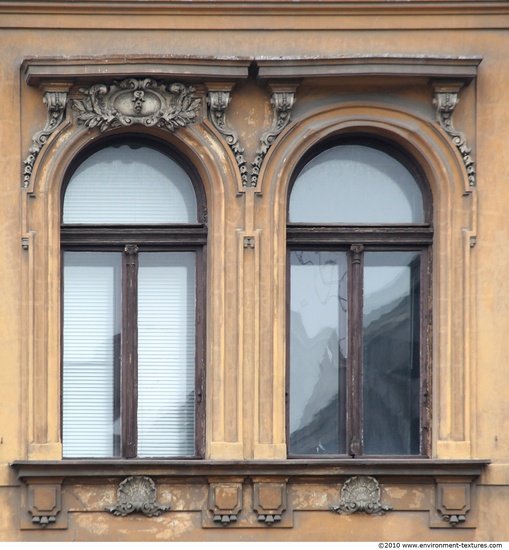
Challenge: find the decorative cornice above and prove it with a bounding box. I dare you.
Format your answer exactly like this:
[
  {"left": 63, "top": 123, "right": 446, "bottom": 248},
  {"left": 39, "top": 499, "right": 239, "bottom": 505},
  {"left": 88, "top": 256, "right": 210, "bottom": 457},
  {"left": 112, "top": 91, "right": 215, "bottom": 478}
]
[
  {"left": 22, "top": 89, "right": 68, "bottom": 188},
  {"left": 4, "top": 3, "right": 509, "bottom": 28},
  {"left": 23, "top": 56, "right": 251, "bottom": 87},
  {"left": 11, "top": 459, "right": 491, "bottom": 480},
  {"left": 330, "top": 476, "right": 392, "bottom": 515},
  {"left": 71, "top": 78, "right": 201, "bottom": 133},
  {"left": 432, "top": 81, "right": 476, "bottom": 187},
  {"left": 22, "top": 55, "right": 480, "bottom": 87},
  {"left": 251, "top": 86, "right": 297, "bottom": 188},
  {"left": 257, "top": 56, "right": 481, "bottom": 82},
  {"left": 106, "top": 476, "right": 170, "bottom": 517},
  {"left": 207, "top": 89, "right": 248, "bottom": 186}
]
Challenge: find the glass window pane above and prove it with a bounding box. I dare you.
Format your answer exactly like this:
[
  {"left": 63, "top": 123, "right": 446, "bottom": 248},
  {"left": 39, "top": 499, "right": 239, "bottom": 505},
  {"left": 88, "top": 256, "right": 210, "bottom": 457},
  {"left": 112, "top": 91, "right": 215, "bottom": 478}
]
[
  {"left": 362, "top": 251, "right": 421, "bottom": 455},
  {"left": 137, "top": 252, "right": 196, "bottom": 457},
  {"left": 289, "top": 145, "right": 424, "bottom": 224},
  {"left": 63, "top": 145, "right": 197, "bottom": 224},
  {"left": 62, "top": 252, "right": 121, "bottom": 458},
  {"left": 289, "top": 251, "right": 348, "bottom": 455}
]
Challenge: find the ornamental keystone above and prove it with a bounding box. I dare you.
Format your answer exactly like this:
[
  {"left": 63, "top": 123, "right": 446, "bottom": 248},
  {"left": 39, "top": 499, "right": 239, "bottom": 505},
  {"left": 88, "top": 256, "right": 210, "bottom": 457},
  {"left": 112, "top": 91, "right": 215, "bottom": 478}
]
[{"left": 72, "top": 78, "right": 201, "bottom": 133}]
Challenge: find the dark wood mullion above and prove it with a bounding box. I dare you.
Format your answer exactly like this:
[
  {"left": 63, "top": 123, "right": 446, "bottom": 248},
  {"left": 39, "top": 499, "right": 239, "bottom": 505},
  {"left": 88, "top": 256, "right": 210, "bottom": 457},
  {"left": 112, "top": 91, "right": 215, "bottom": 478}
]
[
  {"left": 348, "top": 244, "right": 364, "bottom": 457},
  {"left": 194, "top": 247, "right": 207, "bottom": 458},
  {"left": 122, "top": 244, "right": 139, "bottom": 458},
  {"left": 421, "top": 246, "right": 432, "bottom": 456}
]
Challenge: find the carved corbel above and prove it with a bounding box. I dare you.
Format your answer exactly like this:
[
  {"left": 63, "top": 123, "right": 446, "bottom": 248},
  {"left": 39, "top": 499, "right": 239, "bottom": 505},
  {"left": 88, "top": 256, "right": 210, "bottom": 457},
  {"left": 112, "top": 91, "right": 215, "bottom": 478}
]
[
  {"left": 22, "top": 85, "right": 69, "bottom": 188},
  {"left": 330, "top": 476, "right": 392, "bottom": 516},
  {"left": 106, "top": 476, "right": 170, "bottom": 517},
  {"left": 22, "top": 478, "right": 65, "bottom": 529},
  {"left": 71, "top": 78, "right": 201, "bottom": 133},
  {"left": 252, "top": 479, "right": 287, "bottom": 525},
  {"left": 251, "top": 82, "right": 298, "bottom": 188},
  {"left": 207, "top": 85, "right": 248, "bottom": 187},
  {"left": 207, "top": 479, "right": 243, "bottom": 526},
  {"left": 434, "top": 478, "right": 472, "bottom": 528},
  {"left": 432, "top": 81, "right": 476, "bottom": 188}
]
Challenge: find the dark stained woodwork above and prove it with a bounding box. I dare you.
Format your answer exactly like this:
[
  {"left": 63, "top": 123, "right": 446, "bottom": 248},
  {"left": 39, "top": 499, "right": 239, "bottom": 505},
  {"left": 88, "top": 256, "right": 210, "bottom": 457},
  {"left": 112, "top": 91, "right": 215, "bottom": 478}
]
[{"left": 122, "top": 245, "right": 139, "bottom": 459}]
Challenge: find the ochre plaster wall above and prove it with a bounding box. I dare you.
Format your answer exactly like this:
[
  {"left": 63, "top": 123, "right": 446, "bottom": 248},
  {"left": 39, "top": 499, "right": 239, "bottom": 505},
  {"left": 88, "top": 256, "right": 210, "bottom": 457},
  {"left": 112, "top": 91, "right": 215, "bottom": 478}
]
[{"left": 1, "top": 1, "right": 509, "bottom": 541}]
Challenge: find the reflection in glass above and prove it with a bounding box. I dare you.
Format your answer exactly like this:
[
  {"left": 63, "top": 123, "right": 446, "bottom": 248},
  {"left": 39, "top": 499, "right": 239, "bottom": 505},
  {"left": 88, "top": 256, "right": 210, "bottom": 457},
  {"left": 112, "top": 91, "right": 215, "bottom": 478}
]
[
  {"left": 289, "top": 145, "right": 424, "bottom": 224},
  {"left": 289, "top": 251, "right": 347, "bottom": 455},
  {"left": 62, "top": 252, "right": 121, "bottom": 457},
  {"left": 63, "top": 145, "right": 197, "bottom": 224},
  {"left": 362, "top": 251, "right": 421, "bottom": 455},
  {"left": 137, "top": 252, "right": 196, "bottom": 457}
]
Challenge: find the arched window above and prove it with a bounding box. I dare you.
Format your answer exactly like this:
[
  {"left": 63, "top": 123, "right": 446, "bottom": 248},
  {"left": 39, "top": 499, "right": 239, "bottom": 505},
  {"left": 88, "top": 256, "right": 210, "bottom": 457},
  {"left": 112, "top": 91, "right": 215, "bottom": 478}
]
[
  {"left": 61, "top": 138, "right": 206, "bottom": 459},
  {"left": 287, "top": 137, "right": 432, "bottom": 457}
]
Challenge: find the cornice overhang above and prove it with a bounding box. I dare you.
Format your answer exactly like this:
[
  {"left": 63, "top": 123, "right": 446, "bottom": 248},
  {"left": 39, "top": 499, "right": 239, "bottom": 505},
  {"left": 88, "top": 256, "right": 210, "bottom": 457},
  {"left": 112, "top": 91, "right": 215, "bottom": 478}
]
[
  {"left": 11, "top": 459, "right": 491, "bottom": 481},
  {"left": 23, "top": 55, "right": 482, "bottom": 89},
  {"left": 256, "top": 55, "right": 482, "bottom": 84},
  {"left": 3, "top": 1, "right": 509, "bottom": 17},
  {"left": 22, "top": 55, "right": 252, "bottom": 87}
]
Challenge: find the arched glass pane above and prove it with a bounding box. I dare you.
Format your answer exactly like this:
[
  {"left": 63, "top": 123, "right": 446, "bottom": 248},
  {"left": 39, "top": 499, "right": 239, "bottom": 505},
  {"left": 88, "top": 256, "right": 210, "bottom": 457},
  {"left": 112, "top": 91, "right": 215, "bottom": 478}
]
[
  {"left": 289, "top": 145, "right": 424, "bottom": 224},
  {"left": 63, "top": 144, "right": 197, "bottom": 224}
]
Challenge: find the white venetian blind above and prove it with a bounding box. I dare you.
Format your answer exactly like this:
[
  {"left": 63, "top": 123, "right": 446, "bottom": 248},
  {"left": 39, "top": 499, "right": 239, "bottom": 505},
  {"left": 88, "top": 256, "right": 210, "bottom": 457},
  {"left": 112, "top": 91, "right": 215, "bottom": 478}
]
[
  {"left": 137, "top": 252, "right": 196, "bottom": 457},
  {"left": 63, "top": 145, "right": 197, "bottom": 224},
  {"left": 289, "top": 145, "right": 424, "bottom": 224},
  {"left": 62, "top": 252, "right": 121, "bottom": 457}
]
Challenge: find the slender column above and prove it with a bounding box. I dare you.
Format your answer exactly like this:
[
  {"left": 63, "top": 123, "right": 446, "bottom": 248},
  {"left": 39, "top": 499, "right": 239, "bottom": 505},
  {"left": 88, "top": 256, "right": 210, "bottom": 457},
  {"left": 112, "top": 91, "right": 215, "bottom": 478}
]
[
  {"left": 348, "top": 244, "right": 364, "bottom": 457},
  {"left": 122, "top": 245, "right": 138, "bottom": 458}
]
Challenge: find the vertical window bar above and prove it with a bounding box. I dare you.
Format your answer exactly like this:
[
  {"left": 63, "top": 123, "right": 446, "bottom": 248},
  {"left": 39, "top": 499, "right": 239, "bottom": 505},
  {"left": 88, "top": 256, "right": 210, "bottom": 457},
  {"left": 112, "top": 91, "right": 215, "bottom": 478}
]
[
  {"left": 421, "top": 246, "right": 432, "bottom": 455},
  {"left": 348, "top": 244, "right": 364, "bottom": 457},
  {"left": 195, "top": 248, "right": 206, "bottom": 457},
  {"left": 122, "top": 244, "right": 139, "bottom": 458}
]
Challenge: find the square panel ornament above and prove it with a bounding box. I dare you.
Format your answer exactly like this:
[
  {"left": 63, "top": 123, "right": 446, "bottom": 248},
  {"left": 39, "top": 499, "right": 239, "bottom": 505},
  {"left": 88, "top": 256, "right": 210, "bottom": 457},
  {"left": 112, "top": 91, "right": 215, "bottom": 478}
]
[
  {"left": 207, "top": 480, "right": 243, "bottom": 526},
  {"left": 432, "top": 480, "right": 473, "bottom": 528},
  {"left": 253, "top": 480, "right": 287, "bottom": 525},
  {"left": 21, "top": 479, "right": 66, "bottom": 529}
]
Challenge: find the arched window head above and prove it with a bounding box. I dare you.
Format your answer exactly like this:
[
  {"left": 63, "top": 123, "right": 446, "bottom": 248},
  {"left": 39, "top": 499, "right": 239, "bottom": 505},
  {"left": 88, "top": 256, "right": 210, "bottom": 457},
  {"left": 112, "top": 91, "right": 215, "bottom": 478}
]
[
  {"left": 289, "top": 143, "right": 425, "bottom": 224},
  {"left": 63, "top": 143, "right": 198, "bottom": 224}
]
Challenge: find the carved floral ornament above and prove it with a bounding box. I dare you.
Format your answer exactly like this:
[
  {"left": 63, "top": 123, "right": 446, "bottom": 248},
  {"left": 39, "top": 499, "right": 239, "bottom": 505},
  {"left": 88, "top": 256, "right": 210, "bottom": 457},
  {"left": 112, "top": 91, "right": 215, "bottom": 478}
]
[
  {"left": 22, "top": 73, "right": 475, "bottom": 191},
  {"left": 432, "top": 82, "right": 476, "bottom": 188},
  {"left": 330, "top": 476, "right": 392, "bottom": 516},
  {"left": 106, "top": 476, "right": 170, "bottom": 517},
  {"left": 22, "top": 90, "right": 68, "bottom": 188},
  {"left": 207, "top": 87, "right": 296, "bottom": 188},
  {"left": 22, "top": 78, "right": 201, "bottom": 188},
  {"left": 207, "top": 90, "right": 248, "bottom": 186},
  {"left": 71, "top": 78, "right": 201, "bottom": 133}
]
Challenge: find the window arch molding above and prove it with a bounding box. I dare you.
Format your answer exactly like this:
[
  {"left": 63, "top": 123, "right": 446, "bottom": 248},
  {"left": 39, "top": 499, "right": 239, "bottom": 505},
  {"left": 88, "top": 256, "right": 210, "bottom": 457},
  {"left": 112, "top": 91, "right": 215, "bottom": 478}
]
[
  {"left": 258, "top": 103, "right": 477, "bottom": 460},
  {"left": 22, "top": 121, "right": 234, "bottom": 460}
]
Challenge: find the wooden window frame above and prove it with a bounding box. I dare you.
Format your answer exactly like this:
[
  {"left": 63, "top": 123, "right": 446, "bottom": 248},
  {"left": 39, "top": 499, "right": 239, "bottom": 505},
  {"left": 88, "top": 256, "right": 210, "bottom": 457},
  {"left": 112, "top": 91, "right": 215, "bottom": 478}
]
[
  {"left": 60, "top": 135, "right": 207, "bottom": 459},
  {"left": 286, "top": 135, "right": 433, "bottom": 459}
]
